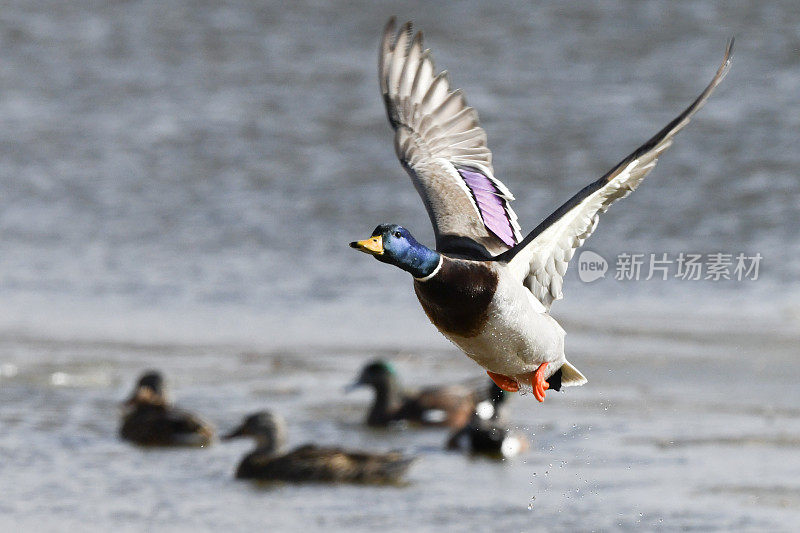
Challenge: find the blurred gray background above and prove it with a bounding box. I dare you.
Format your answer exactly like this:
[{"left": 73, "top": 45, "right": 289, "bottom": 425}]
[{"left": 0, "top": 1, "right": 798, "bottom": 531}]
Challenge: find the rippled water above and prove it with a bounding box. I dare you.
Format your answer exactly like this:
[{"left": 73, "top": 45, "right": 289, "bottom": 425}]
[{"left": 1, "top": 1, "right": 799, "bottom": 531}]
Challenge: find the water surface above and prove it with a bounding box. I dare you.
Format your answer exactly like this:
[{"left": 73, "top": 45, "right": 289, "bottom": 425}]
[{"left": 1, "top": 1, "right": 799, "bottom": 530}]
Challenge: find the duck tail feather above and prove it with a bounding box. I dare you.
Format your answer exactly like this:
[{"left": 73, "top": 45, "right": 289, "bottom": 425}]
[
  {"left": 381, "top": 456, "right": 416, "bottom": 479},
  {"left": 559, "top": 361, "right": 587, "bottom": 388}
]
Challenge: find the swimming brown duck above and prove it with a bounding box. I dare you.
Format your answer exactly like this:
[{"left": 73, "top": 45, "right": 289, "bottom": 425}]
[
  {"left": 119, "top": 370, "right": 214, "bottom": 447},
  {"left": 347, "top": 360, "right": 492, "bottom": 428},
  {"left": 224, "top": 410, "right": 415, "bottom": 484}
]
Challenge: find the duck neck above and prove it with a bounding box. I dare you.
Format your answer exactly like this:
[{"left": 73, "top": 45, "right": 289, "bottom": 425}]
[
  {"left": 396, "top": 242, "right": 442, "bottom": 280},
  {"left": 252, "top": 434, "right": 282, "bottom": 455},
  {"left": 367, "top": 377, "right": 404, "bottom": 426}
]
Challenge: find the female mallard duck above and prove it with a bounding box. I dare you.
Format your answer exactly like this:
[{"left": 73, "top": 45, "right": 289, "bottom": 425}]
[
  {"left": 446, "top": 383, "right": 528, "bottom": 458},
  {"left": 346, "top": 359, "right": 491, "bottom": 428},
  {"left": 351, "top": 19, "right": 733, "bottom": 401},
  {"left": 224, "top": 410, "right": 415, "bottom": 484},
  {"left": 120, "top": 370, "right": 214, "bottom": 447}
]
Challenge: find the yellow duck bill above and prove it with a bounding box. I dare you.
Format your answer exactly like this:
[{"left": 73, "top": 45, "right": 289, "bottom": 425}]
[{"left": 350, "top": 235, "right": 384, "bottom": 255}]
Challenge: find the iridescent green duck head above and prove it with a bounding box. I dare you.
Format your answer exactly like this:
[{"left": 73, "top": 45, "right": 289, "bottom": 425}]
[{"left": 346, "top": 360, "right": 399, "bottom": 392}]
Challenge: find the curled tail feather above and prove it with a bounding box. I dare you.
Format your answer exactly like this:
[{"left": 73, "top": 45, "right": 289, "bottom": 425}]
[{"left": 559, "top": 361, "right": 587, "bottom": 388}]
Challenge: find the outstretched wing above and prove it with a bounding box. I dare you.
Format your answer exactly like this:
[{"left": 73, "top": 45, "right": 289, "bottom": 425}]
[
  {"left": 498, "top": 39, "right": 734, "bottom": 309},
  {"left": 380, "top": 18, "right": 522, "bottom": 258}
]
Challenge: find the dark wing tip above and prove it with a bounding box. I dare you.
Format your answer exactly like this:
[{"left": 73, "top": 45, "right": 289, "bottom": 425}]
[
  {"left": 383, "top": 16, "right": 397, "bottom": 38},
  {"left": 381, "top": 19, "right": 415, "bottom": 56},
  {"left": 725, "top": 36, "right": 735, "bottom": 62},
  {"left": 708, "top": 37, "right": 734, "bottom": 91},
  {"left": 718, "top": 36, "right": 734, "bottom": 79},
  {"left": 400, "top": 20, "right": 413, "bottom": 40},
  {"left": 379, "top": 18, "right": 397, "bottom": 91}
]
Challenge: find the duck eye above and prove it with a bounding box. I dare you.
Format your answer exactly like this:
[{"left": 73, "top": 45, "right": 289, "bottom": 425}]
[{"left": 393, "top": 231, "right": 402, "bottom": 238}]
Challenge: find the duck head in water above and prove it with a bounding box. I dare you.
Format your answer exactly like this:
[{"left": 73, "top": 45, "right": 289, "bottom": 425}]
[
  {"left": 123, "top": 370, "right": 168, "bottom": 409},
  {"left": 223, "top": 410, "right": 288, "bottom": 455},
  {"left": 346, "top": 360, "right": 405, "bottom": 426},
  {"left": 347, "top": 360, "right": 399, "bottom": 391}
]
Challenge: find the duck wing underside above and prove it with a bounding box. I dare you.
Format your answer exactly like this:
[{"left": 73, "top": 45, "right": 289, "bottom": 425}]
[
  {"left": 498, "top": 39, "right": 733, "bottom": 309},
  {"left": 379, "top": 18, "right": 522, "bottom": 259}
]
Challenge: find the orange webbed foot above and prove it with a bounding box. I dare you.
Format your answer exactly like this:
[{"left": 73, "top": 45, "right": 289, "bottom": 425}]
[
  {"left": 486, "top": 371, "right": 520, "bottom": 393},
  {"left": 532, "top": 362, "right": 550, "bottom": 402}
]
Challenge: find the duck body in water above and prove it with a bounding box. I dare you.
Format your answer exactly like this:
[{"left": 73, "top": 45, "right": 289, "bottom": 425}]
[
  {"left": 225, "top": 411, "right": 415, "bottom": 484},
  {"left": 347, "top": 360, "right": 491, "bottom": 428},
  {"left": 120, "top": 370, "right": 214, "bottom": 447},
  {"left": 446, "top": 383, "right": 528, "bottom": 458}
]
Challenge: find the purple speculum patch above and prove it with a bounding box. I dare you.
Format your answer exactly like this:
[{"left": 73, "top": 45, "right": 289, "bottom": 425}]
[{"left": 457, "top": 167, "right": 516, "bottom": 246}]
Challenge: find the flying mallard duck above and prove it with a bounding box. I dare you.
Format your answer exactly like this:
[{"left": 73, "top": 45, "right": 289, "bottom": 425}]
[
  {"left": 120, "top": 370, "right": 215, "bottom": 447},
  {"left": 224, "top": 410, "right": 415, "bottom": 484},
  {"left": 346, "top": 359, "right": 497, "bottom": 428},
  {"left": 351, "top": 19, "right": 733, "bottom": 401}
]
